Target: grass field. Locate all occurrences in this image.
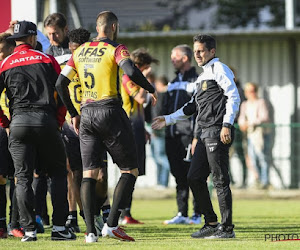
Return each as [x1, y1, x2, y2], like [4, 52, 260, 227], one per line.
[2, 197, 300, 249]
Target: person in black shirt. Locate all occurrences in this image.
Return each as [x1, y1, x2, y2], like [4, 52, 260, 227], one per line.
[0, 21, 76, 242]
[152, 34, 240, 239]
[162, 44, 201, 225]
[44, 13, 70, 56]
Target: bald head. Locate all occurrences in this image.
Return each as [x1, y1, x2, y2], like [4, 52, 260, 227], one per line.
[96, 11, 119, 40]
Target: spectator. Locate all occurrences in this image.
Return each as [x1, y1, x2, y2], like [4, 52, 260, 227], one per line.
[238, 82, 271, 189]
[151, 76, 170, 188]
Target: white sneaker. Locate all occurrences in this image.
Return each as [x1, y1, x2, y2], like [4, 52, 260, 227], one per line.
[189, 214, 202, 224]
[163, 212, 189, 225]
[101, 223, 135, 241]
[85, 233, 98, 243]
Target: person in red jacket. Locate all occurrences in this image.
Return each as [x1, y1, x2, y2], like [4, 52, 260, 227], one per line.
[0, 21, 75, 242]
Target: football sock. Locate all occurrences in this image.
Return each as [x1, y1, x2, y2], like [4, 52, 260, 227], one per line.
[95, 196, 107, 216]
[69, 211, 77, 221]
[79, 210, 85, 220]
[107, 173, 136, 227]
[80, 178, 96, 234]
[102, 205, 111, 223]
[121, 194, 132, 218]
[0, 184, 6, 228]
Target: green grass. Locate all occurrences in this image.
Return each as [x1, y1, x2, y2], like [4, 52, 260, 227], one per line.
[2, 198, 300, 249]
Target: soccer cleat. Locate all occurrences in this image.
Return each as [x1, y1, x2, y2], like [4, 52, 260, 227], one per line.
[36, 215, 45, 233]
[191, 223, 220, 238]
[121, 216, 144, 225]
[51, 227, 76, 241]
[189, 214, 202, 225]
[85, 233, 98, 243]
[102, 223, 135, 241]
[65, 215, 80, 233]
[0, 228, 8, 238]
[205, 225, 235, 239]
[163, 212, 189, 225]
[21, 235, 37, 242]
[94, 215, 104, 236]
[9, 228, 25, 237]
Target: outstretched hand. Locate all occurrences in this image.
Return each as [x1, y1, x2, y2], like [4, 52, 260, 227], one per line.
[151, 116, 166, 130]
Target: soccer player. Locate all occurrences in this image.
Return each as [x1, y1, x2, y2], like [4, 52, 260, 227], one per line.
[0, 21, 76, 242]
[60, 27, 109, 234]
[0, 32, 15, 239]
[152, 34, 240, 239]
[120, 48, 158, 224]
[56, 11, 157, 243]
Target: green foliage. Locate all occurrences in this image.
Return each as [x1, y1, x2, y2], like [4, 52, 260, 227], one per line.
[217, 0, 285, 28]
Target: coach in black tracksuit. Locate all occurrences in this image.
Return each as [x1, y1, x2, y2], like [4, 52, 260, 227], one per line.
[0, 21, 75, 241]
[152, 35, 240, 238]
[162, 44, 201, 223]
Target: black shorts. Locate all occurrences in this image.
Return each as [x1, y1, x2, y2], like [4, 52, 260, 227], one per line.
[61, 122, 82, 172]
[79, 101, 138, 172]
[0, 127, 14, 177]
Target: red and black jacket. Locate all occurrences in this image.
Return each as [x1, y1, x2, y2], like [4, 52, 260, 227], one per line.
[0, 44, 66, 128]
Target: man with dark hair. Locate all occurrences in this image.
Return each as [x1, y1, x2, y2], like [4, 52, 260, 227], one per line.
[56, 11, 157, 243]
[162, 44, 201, 225]
[0, 21, 76, 242]
[152, 34, 240, 239]
[58, 27, 90, 234]
[120, 47, 158, 224]
[44, 13, 70, 56]
[0, 32, 16, 239]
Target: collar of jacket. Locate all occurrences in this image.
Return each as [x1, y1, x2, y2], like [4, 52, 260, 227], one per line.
[175, 66, 197, 81]
[14, 43, 34, 52]
[202, 57, 219, 70]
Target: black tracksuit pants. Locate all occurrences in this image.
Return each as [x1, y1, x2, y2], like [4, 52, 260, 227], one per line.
[9, 125, 68, 232]
[187, 130, 233, 227]
[166, 135, 201, 217]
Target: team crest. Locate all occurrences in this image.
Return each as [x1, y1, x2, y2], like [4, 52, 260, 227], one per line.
[121, 49, 130, 58]
[202, 81, 207, 91]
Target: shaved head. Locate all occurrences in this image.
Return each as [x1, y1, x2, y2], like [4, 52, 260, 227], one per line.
[96, 11, 118, 34]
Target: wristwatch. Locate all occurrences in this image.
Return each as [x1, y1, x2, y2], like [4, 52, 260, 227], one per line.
[222, 123, 232, 128]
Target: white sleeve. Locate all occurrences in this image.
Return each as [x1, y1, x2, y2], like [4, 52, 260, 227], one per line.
[61, 65, 77, 81]
[215, 65, 241, 124]
[164, 108, 191, 126]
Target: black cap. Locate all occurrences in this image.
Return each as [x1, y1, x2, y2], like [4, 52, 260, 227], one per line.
[8, 21, 37, 39]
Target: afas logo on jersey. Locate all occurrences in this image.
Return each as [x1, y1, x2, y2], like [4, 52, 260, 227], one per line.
[120, 49, 130, 58]
[78, 47, 107, 57]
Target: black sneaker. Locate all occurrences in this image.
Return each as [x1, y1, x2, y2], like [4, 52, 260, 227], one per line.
[191, 223, 220, 238]
[51, 227, 76, 241]
[21, 235, 37, 242]
[65, 215, 80, 233]
[205, 225, 235, 239]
